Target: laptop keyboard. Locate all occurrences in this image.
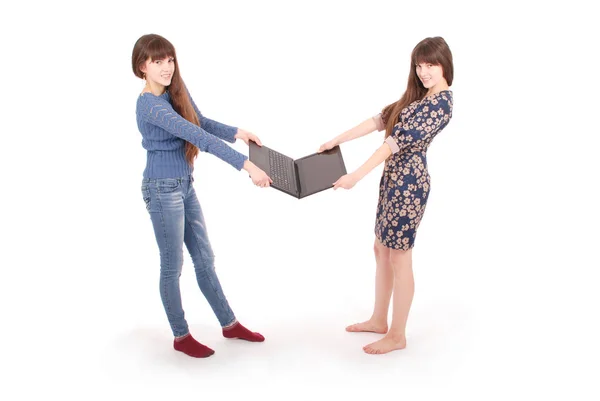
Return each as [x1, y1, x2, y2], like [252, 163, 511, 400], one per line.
[269, 150, 295, 192]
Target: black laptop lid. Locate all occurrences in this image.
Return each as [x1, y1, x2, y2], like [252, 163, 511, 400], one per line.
[295, 146, 347, 198]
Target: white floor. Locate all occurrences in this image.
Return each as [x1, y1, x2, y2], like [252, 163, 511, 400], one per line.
[6, 220, 598, 400]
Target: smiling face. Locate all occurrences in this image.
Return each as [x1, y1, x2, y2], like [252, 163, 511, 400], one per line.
[416, 62, 445, 90]
[409, 37, 453, 95]
[141, 56, 175, 91]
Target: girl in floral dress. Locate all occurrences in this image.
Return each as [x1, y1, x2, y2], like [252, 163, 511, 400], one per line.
[318, 37, 454, 354]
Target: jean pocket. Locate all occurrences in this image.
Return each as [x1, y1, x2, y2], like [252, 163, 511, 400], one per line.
[143, 196, 151, 211]
[141, 186, 151, 211]
[157, 179, 180, 193]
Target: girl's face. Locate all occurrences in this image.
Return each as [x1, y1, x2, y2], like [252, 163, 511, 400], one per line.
[416, 62, 444, 90]
[141, 56, 175, 88]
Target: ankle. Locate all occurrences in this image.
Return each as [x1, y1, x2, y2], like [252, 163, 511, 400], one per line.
[370, 316, 388, 326]
[174, 333, 190, 342]
[222, 320, 239, 330]
[385, 331, 406, 341]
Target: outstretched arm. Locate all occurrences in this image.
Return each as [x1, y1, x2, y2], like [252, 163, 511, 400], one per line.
[187, 90, 238, 143]
[333, 142, 392, 190]
[318, 115, 382, 152]
[138, 94, 247, 170]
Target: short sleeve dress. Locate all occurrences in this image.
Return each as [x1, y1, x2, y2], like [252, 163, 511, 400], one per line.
[374, 90, 453, 250]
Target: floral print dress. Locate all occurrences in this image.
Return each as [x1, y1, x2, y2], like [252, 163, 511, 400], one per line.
[374, 90, 453, 250]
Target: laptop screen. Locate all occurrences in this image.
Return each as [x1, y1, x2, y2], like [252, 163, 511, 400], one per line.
[295, 148, 347, 198]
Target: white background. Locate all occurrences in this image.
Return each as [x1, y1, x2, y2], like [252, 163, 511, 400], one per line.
[2, 0, 599, 399]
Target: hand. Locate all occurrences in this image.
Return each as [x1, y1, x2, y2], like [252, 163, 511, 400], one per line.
[235, 129, 263, 146]
[333, 173, 360, 190]
[318, 138, 339, 153]
[243, 160, 273, 188]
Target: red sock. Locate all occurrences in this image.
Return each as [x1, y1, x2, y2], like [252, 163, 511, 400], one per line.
[223, 322, 265, 342]
[173, 334, 215, 358]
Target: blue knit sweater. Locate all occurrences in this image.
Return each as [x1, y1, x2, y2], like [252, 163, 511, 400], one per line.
[136, 91, 248, 178]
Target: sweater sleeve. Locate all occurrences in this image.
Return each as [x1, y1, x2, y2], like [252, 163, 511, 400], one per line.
[187, 89, 238, 143]
[385, 96, 452, 154]
[138, 94, 247, 170]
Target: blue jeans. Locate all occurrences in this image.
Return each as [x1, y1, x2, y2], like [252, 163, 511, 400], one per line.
[141, 176, 236, 337]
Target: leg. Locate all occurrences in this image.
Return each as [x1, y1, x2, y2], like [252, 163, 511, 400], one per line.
[144, 179, 214, 358]
[363, 248, 413, 354]
[346, 238, 392, 333]
[183, 184, 237, 327]
[144, 180, 189, 338]
[184, 184, 265, 342]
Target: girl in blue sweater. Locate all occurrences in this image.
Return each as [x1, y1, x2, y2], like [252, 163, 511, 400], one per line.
[132, 34, 271, 358]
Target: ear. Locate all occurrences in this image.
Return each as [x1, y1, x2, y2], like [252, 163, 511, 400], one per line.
[139, 59, 150, 74]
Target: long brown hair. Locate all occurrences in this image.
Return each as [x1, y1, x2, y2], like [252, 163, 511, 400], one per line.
[381, 37, 454, 138]
[132, 34, 199, 165]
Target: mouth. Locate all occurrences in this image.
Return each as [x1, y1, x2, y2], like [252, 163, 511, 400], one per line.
[162, 74, 172, 80]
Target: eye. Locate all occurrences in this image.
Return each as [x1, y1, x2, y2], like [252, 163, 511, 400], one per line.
[155, 60, 161, 64]
[427, 64, 433, 68]
[168, 58, 175, 63]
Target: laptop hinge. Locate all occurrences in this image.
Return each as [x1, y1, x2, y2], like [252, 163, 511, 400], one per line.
[294, 161, 301, 198]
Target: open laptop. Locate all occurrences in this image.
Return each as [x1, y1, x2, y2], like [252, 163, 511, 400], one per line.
[249, 141, 347, 199]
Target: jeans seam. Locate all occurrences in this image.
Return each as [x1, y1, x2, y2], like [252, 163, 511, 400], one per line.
[156, 189, 175, 328]
[185, 209, 233, 326]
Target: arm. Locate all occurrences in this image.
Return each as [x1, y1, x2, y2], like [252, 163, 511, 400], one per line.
[334, 96, 452, 190]
[187, 90, 238, 143]
[333, 143, 391, 190]
[335, 115, 381, 145]
[138, 94, 247, 170]
[320, 116, 380, 152]
[354, 143, 392, 180]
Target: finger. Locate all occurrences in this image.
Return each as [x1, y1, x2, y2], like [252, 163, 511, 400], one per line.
[255, 137, 263, 146]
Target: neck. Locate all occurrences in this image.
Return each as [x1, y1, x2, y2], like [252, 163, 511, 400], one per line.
[426, 81, 449, 97]
[145, 81, 166, 96]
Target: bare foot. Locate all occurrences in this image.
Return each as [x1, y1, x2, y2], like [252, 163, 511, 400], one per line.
[363, 335, 406, 354]
[345, 320, 388, 334]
